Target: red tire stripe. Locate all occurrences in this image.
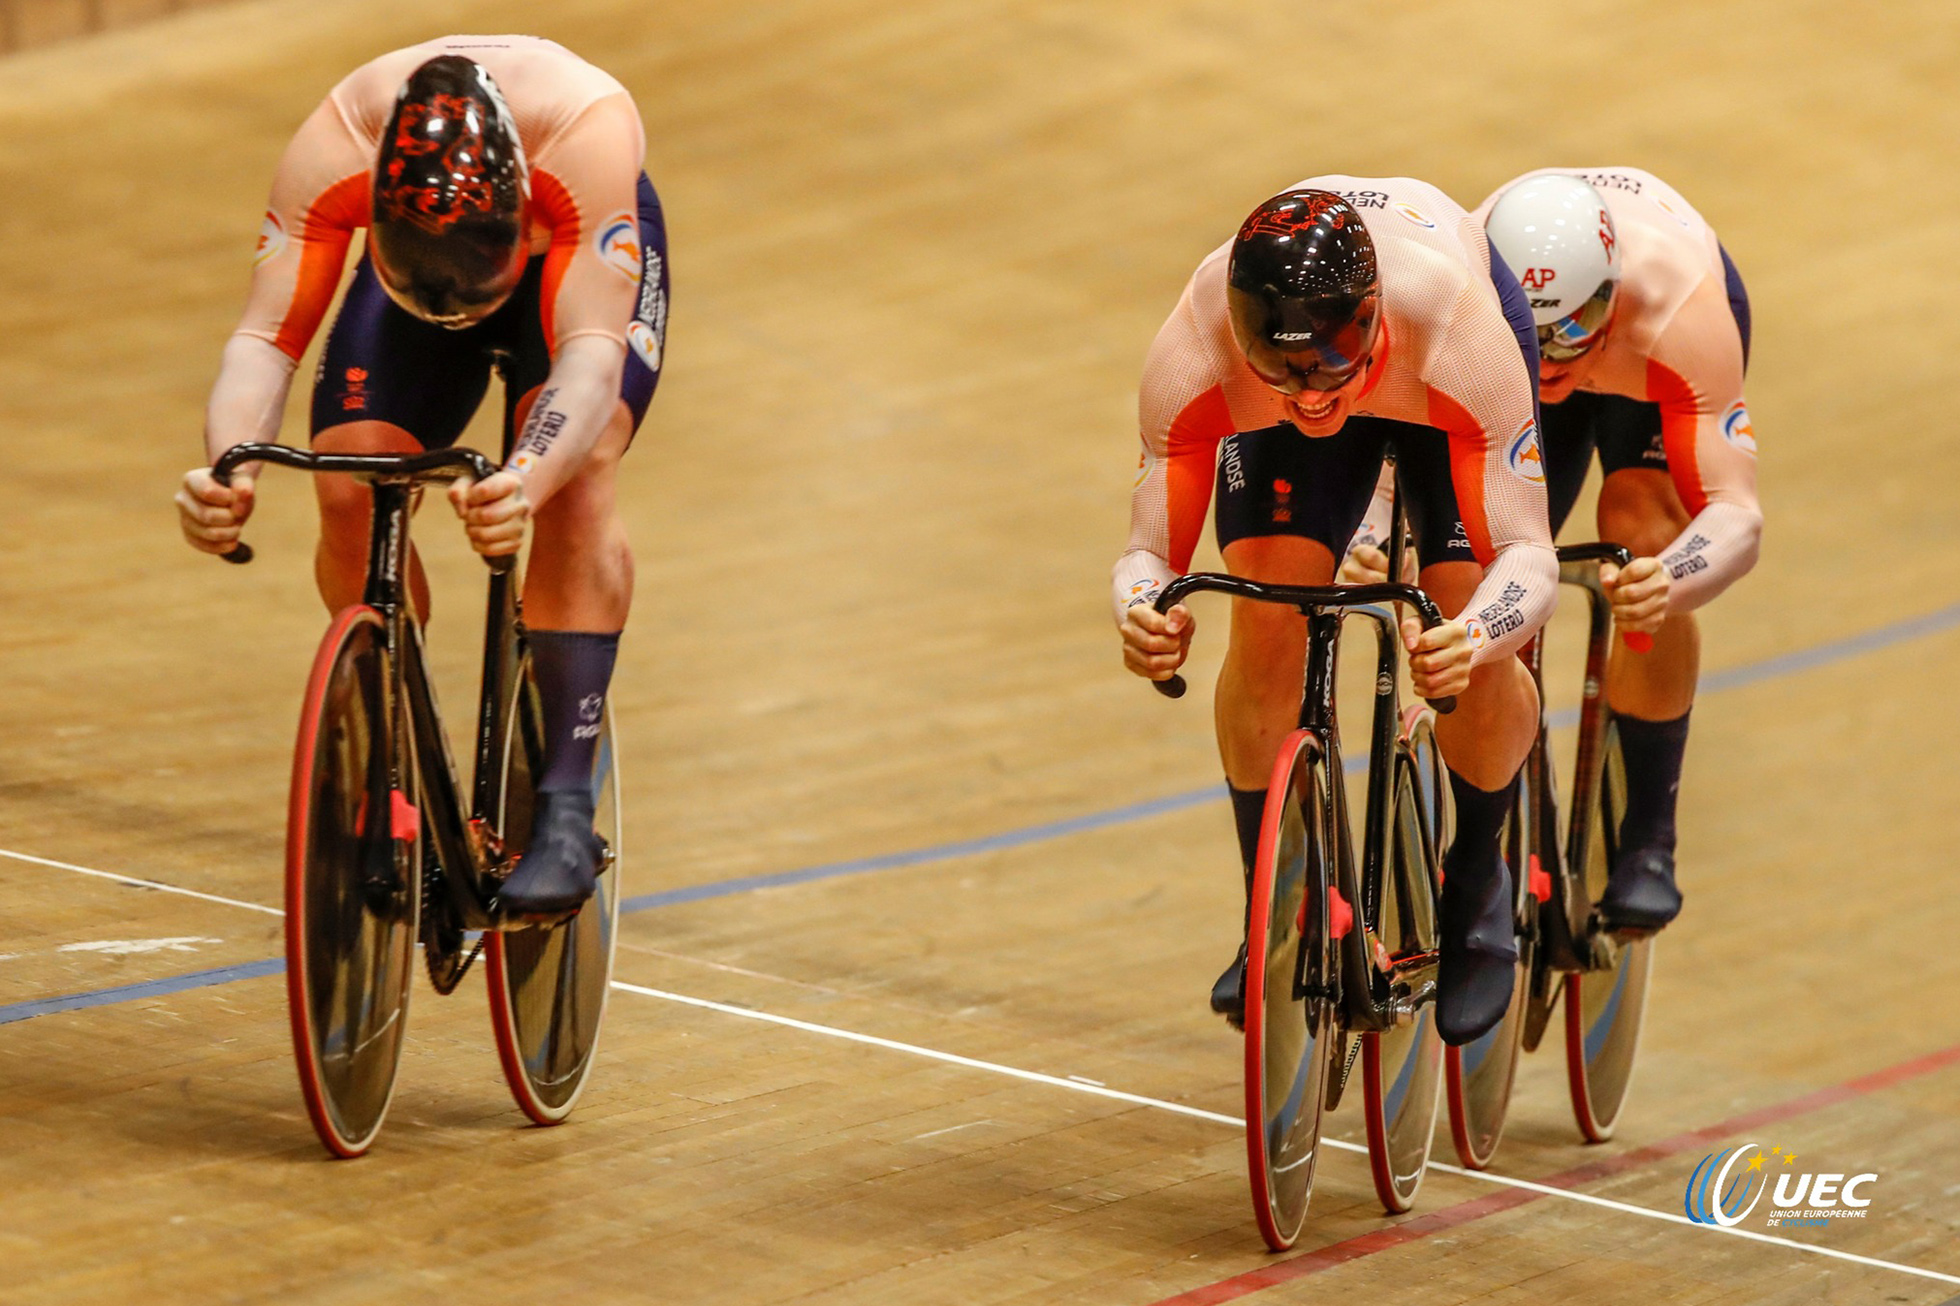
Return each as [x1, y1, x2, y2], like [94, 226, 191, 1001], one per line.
[285, 605, 384, 1159]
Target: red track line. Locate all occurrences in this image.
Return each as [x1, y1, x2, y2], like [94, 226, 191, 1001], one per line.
[1147, 1040, 1960, 1306]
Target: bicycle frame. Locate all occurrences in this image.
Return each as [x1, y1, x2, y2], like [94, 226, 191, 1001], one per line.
[214, 443, 526, 931]
[1153, 457, 1451, 1034]
[1525, 542, 1631, 974]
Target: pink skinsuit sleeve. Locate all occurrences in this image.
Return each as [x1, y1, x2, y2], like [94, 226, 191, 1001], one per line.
[1112, 286, 1233, 622]
[1423, 287, 1559, 667]
[1643, 281, 1763, 612]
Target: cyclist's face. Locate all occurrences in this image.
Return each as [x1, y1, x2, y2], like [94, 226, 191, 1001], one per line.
[1279, 361, 1370, 436]
[1538, 342, 1605, 403]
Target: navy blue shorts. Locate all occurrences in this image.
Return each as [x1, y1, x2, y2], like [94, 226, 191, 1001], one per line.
[1540, 242, 1750, 534]
[1214, 247, 1541, 568]
[311, 173, 669, 451]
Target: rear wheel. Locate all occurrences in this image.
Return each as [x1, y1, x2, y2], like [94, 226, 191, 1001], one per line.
[1243, 729, 1338, 1252]
[1445, 767, 1533, 1170]
[1565, 719, 1653, 1141]
[484, 657, 623, 1124]
[1361, 732, 1444, 1212]
[285, 607, 419, 1158]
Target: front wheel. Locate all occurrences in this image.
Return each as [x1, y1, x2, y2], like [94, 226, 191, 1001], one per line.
[1361, 725, 1445, 1212]
[285, 606, 419, 1158]
[484, 658, 623, 1125]
[1565, 719, 1653, 1142]
[1243, 729, 1339, 1252]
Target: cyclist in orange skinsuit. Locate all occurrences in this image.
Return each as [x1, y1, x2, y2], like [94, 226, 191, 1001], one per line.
[1347, 167, 1760, 932]
[175, 36, 669, 916]
[1115, 178, 1557, 1045]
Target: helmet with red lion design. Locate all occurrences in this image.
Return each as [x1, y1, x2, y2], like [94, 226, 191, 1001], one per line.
[1227, 189, 1382, 394]
[369, 56, 531, 328]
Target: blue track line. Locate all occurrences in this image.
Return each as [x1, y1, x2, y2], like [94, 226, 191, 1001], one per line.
[0, 959, 284, 1026]
[3, 599, 1957, 1027]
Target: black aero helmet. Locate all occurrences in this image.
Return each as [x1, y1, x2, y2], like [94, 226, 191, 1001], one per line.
[1227, 189, 1381, 392]
[370, 56, 530, 328]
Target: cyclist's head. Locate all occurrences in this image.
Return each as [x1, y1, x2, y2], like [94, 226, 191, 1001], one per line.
[1227, 189, 1381, 395]
[1484, 174, 1621, 367]
[369, 56, 530, 329]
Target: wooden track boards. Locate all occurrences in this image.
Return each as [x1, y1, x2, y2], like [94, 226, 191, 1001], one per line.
[1, 1, 1957, 1302]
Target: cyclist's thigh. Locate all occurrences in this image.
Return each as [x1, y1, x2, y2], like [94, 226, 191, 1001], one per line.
[312, 255, 495, 451]
[500, 172, 671, 454]
[1214, 419, 1393, 566]
[1388, 422, 1480, 575]
[1591, 394, 1669, 483]
[1539, 391, 1603, 538]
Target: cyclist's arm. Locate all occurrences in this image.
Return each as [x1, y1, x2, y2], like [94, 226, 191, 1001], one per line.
[503, 335, 628, 505]
[506, 95, 644, 506]
[1425, 291, 1559, 665]
[206, 96, 368, 460]
[1112, 300, 1233, 624]
[1645, 288, 1762, 613]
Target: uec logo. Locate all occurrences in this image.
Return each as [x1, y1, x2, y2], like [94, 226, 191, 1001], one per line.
[1684, 1143, 1876, 1226]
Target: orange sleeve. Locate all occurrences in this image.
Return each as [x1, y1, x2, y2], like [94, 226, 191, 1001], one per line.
[233, 95, 373, 361]
[528, 93, 646, 354]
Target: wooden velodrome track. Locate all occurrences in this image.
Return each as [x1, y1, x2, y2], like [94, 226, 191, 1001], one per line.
[2, 1, 1957, 1302]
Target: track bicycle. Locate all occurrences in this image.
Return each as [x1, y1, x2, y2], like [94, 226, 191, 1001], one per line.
[1149, 468, 1458, 1250]
[1442, 541, 1655, 1165]
[212, 441, 622, 1158]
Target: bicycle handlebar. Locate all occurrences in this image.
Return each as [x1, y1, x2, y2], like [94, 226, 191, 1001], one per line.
[1555, 542, 1652, 653]
[1146, 572, 1456, 714]
[208, 443, 513, 573]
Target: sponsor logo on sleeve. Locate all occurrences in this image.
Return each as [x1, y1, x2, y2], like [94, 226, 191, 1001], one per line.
[1506, 419, 1546, 485]
[1463, 616, 1489, 650]
[254, 211, 287, 267]
[1391, 200, 1436, 229]
[596, 213, 642, 281]
[627, 322, 663, 371]
[1124, 578, 1162, 609]
[1720, 401, 1757, 454]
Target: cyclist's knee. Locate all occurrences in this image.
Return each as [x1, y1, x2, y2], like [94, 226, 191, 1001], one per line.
[313, 476, 370, 555]
[1598, 470, 1687, 557]
[1416, 560, 1482, 620]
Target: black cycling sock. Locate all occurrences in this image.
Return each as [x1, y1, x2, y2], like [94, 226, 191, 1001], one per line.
[1443, 768, 1513, 883]
[1228, 783, 1266, 889]
[529, 630, 621, 794]
[1614, 710, 1691, 855]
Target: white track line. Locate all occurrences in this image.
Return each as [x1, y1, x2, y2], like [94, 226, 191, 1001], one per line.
[0, 847, 283, 917]
[14, 847, 1953, 1286]
[611, 980, 1960, 1288]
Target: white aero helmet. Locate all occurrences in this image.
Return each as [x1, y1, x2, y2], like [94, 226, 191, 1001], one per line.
[1485, 174, 1621, 362]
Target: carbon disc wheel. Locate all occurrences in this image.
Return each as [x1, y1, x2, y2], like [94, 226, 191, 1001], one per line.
[484, 657, 622, 1125]
[1565, 719, 1654, 1141]
[1445, 769, 1533, 1170]
[285, 606, 419, 1158]
[1361, 738, 1444, 1212]
[1243, 729, 1338, 1252]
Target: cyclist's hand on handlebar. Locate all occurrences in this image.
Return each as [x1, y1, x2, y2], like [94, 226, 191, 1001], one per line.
[1121, 602, 1193, 682]
[1337, 541, 1418, 587]
[1400, 614, 1474, 701]
[1599, 556, 1670, 635]
[448, 470, 530, 557]
[175, 467, 255, 555]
